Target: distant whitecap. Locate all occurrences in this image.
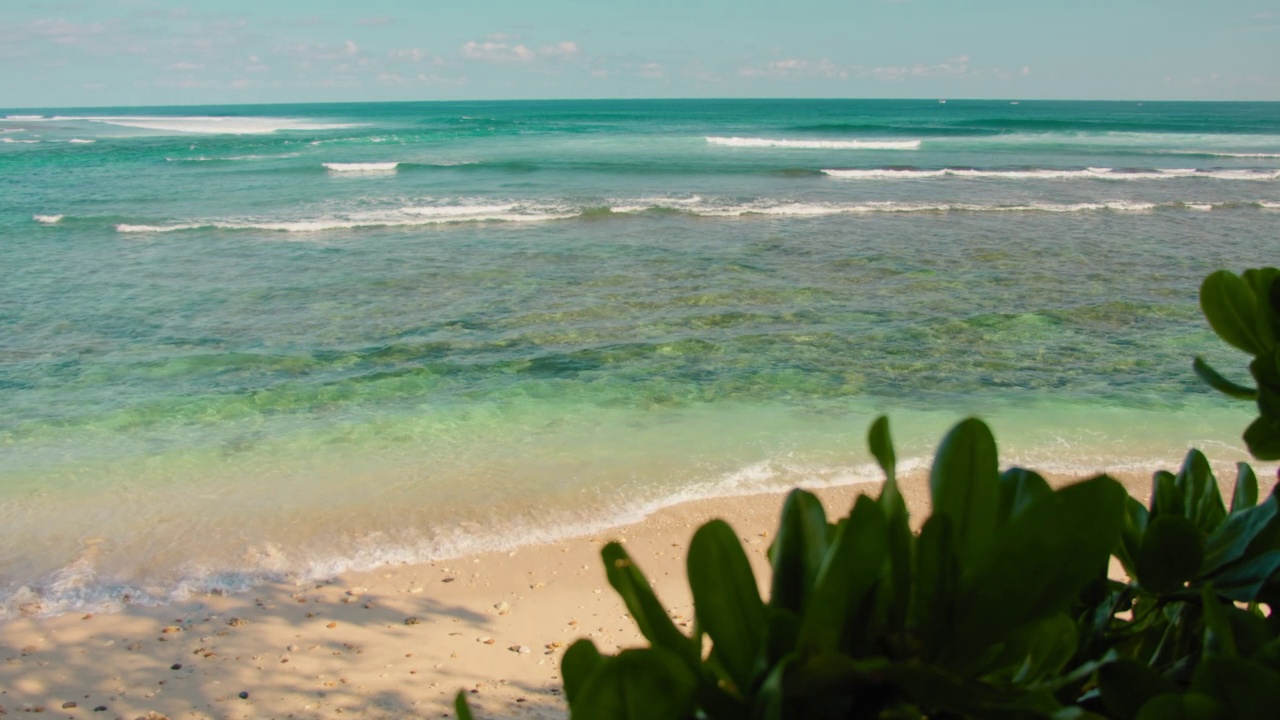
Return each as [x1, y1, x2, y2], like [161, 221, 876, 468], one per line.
[706, 136, 921, 150]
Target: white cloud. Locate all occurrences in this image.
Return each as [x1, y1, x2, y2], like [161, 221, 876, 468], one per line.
[638, 62, 664, 79]
[388, 48, 431, 63]
[170, 61, 203, 71]
[462, 39, 536, 63]
[358, 16, 393, 26]
[858, 55, 970, 81]
[740, 57, 847, 80]
[541, 41, 579, 58]
[461, 37, 580, 64]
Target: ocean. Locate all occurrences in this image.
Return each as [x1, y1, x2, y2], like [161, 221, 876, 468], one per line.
[1, 98, 1277, 617]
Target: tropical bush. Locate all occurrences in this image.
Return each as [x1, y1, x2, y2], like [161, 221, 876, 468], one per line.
[457, 268, 1280, 719]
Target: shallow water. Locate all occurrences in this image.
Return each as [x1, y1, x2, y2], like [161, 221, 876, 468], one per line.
[1, 99, 1278, 616]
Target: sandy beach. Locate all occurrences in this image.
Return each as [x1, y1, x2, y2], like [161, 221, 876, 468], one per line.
[3, 467, 1249, 720]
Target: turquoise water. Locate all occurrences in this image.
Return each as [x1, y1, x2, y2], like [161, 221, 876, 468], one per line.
[1, 99, 1278, 616]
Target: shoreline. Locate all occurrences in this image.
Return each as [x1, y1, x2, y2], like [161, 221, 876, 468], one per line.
[0, 467, 1268, 719]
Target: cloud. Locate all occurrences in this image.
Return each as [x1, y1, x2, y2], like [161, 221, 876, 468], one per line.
[462, 39, 536, 63]
[740, 57, 847, 80]
[638, 62, 664, 79]
[460, 37, 580, 63]
[170, 61, 203, 71]
[858, 55, 970, 81]
[358, 16, 393, 26]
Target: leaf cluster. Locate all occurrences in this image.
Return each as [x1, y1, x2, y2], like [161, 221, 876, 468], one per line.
[548, 421, 1280, 719]
[1195, 268, 1280, 459]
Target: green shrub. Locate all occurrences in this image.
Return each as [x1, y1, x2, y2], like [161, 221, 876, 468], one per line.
[456, 268, 1280, 718]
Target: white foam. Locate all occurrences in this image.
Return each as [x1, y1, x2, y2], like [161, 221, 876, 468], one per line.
[116, 203, 580, 234]
[707, 136, 921, 150]
[1185, 203, 1214, 211]
[4, 115, 44, 121]
[1261, 202, 1280, 209]
[823, 167, 1280, 181]
[690, 200, 1165, 217]
[33, 214, 63, 225]
[1, 138, 39, 144]
[54, 116, 359, 135]
[68, 138, 95, 144]
[1169, 150, 1280, 159]
[324, 162, 399, 173]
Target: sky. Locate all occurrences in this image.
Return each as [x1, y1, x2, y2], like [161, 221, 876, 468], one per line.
[2, 1, 1278, 108]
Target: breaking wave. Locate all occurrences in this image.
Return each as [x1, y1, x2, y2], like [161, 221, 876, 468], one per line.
[707, 136, 922, 150]
[822, 167, 1280, 181]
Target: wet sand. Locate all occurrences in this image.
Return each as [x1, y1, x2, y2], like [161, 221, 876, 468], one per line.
[0, 468, 1256, 719]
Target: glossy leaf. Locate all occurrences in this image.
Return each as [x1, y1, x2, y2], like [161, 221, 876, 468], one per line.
[1232, 462, 1259, 512]
[799, 495, 888, 655]
[1150, 471, 1183, 519]
[911, 514, 958, 655]
[562, 639, 605, 706]
[1193, 357, 1257, 399]
[571, 648, 698, 720]
[1207, 548, 1280, 602]
[1243, 415, 1280, 461]
[1200, 270, 1272, 356]
[1201, 491, 1277, 575]
[868, 415, 897, 482]
[998, 467, 1052, 526]
[601, 542, 696, 665]
[1115, 496, 1150, 578]
[769, 489, 828, 615]
[929, 418, 1000, 569]
[955, 476, 1126, 660]
[1174, 450, 1227, 533]
[1137, 515, 1203, 594]
[1011, 613, 1078, 685]
[688, 519, 765, 691]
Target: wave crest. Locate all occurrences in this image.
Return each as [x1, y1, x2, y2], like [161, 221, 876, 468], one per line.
[707, 136, 921, 150]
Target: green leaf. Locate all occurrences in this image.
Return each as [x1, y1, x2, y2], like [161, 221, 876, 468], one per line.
[455, 691, 476, 720]
[1116, 496, 1150, 579]
[1175, 450, 1227, 533]
[911, 514, 959, 655]
[601, 543, 696, 665]
[1193, 357, 1258, 400]
[1137, 515, 1204, 594]
[1243, 415, 1280, 461]
[1208, 549, 1280, 602]
[570, 648, 699, 720]
[799, 495, 888, 655]
[1011, 613, 1078, 685]
[1134, 693, 1227, 720]
[1191, 655, 1280, 720]
[1098, 659, 1179, 720]
[562, 639, 605, 707]
[997, 467, 1052, 526]
[954, 476, 1126, 663]
[929, 418, 1001, 570]
[1151, 471, 1184, 519]
[868, 415, 897, 482]
[1201, 585, 1237, 658]
[687, 520, 766, 692]
[769, 489, 829, 615]
[1202, 491, 1278, 575]
[1232, 463, 1259, 512]
[1200, 269, 1273, 356]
